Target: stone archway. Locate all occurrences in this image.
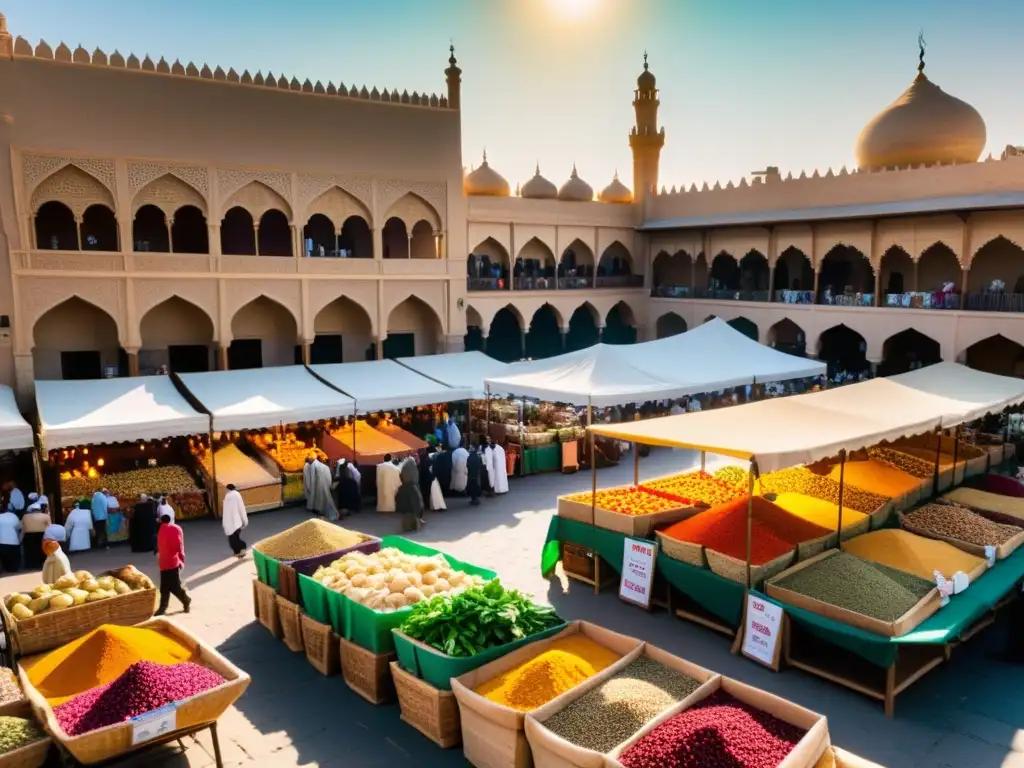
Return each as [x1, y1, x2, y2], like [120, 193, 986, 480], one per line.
[229, 296, 298, 369]
[727, 316, 759, 342]
[515, 238, 557, 288]
[879, 328, 941, 377]
[526, 304, 563, 360]
[220, 207, 256, 255]
[604, 302, 637, 345]
[968, 237, 1024, 297]
[340, 216, 373, 258]
[559, 239, 595, 288]
[818, 245, 874, 304]
[656, 312, 687, 339]
[817, 324, 868, 377]
[258, 210, 292, 257]
[313, 296, 374, 363]
[468, 237, 511, 290]
[384, 296, 442, 358]
[917, 243, 961, 299]
[139, 296, 215, 373]
[410, 220, 437, 260]
[773, 247, 813, 293]
[463, 306, 485, 353]
[566, 303, 600, 352]
[652, 251, 690, 289]
[488, 306, 525, 363]
[965, 335, 1024, 377]
[709, 252, 739, 291]
[133, 204, 169, 252]
[598, 241, 632, 278]
[34, 201, 79, 250]
[880, 246, 913, 296]
[303, 213, 335, 257]
[738, 250, 769, 293]
[171, 205, 209, 254]
[80, 205, 118, 251]
[33, 297, 122, 380]
[767, 318, 806, 356]
[382, 217, 408, 259]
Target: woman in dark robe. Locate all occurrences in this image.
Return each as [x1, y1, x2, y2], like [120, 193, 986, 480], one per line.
[128, 494, 157, 553]
[466, 446, 483, 507]
[418, 450, 434, 510]
[335, 459, 361, 517]
[396, 459, 424, 533]
[433, 446, 452, 495]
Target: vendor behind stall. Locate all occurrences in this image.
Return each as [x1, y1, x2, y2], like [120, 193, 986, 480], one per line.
[21, 503, 50, 570]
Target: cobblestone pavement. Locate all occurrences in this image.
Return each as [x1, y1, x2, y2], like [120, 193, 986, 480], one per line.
[3, 448, 1023, 767]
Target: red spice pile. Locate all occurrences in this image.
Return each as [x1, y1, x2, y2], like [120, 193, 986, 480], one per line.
[619, 690, 807, 768]
[660, 496, 828, 565]
[54, 661, 225, 736]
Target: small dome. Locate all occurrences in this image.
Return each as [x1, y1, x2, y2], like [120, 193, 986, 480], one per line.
[598, 173, 633, 204]
[855, 71, 986, 170]
[521, 164, 557, 199]
[557, 164, 594, 202]
[637, 53, 655, 91]
[463, 151, 510, 196]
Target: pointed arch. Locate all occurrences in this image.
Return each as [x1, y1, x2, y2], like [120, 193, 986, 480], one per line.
[767, 319, 805, 355]
[917, 242, 961, 296]
[879, 328, 941, 376]
[774, 247, 813, 292]
[33, 296, 123, 380]
[305, 185, 373, 230]
[965, 335, 1024, 377]
[30, 164, 116, 217]
[726, 316, 759, 342]
[132, 172, 207, 217]
[709, 251, 739, 291]
[382, 217, 408, 259]
[312, 295, 374, 363]
[967, 236, 1024, 294]
[818, 244, 874, 303]
[385, 295, 443, 357]
[132, 204, 169, 253]
[880, 245, 913, 295]
[566, 302, 600, 352]
[487, 306, 525, 362]
[34, 201, 79, 250]
[604, 301, 637, 345]
[598, 241, 633, 275]
[341, 215, 373, 258]
[655, 312, 687, 339]
[816, 323, 868, 377]
[383, 192, 440, 231]
[139, 296, 216, 373]
[526, 303, 563, 359]
[229, 295, 299, 369]
[258, 209, 292, 256]
[738, 249, 769, 292]
[560, 238, 595, 270]
[220, 207, 256, 255]
[470, 237, 511, 270]
[410, 220, 437, 260]
[223, 180, 292, 220]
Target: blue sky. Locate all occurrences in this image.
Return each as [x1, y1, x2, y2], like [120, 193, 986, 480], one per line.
[5, 0, 1021, 192]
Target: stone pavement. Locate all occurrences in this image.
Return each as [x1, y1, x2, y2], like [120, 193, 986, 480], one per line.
[3, 448, 1024, 767]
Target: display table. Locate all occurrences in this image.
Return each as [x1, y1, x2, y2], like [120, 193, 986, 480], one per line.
[522, 443, 560, 475]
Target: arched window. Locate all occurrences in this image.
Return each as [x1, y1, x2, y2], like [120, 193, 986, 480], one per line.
[34, 202, 78, 250]
[303, 214, 335, 257]
[171, 205, 209, 254]
[340, 216, 373, 258]
[221, 207, 255, 255]
[133, 204, 169, 252]
[383, 218, 408, 259]
[80, 205, 118, 251]
[258, 210, 292, 256]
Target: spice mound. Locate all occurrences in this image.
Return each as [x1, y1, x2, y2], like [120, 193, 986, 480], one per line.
[772, 493, 868, 533]
[0, 715, 45, 755]
[543, 657, 701, 753]
[773, 552, 933, 623]
[474, 635, 621, 711]
[25, 624, 194, 704]
[0, 670, 22, 706]
[54, 661, 225, 736]
[903, 504, 1022, 547]
[254, 519, 366, 560]
[618, 690, 807, 768]
[868, 447, 933, 479]
[843, 529, 985, 582]
[756, 467, 889, 514]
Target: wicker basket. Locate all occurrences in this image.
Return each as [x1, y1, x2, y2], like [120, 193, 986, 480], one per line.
[705, 548, 795, 587]
[340, 638, 395, 705]
[275, 595, 304, 653]
[300, 614, 339, 676]
[0, 701, 50, 768]
[1, 575, 158, 658]
[18, 617, 250, 766]
[656, 531, 705, 568]
[254, 580, 281, 638]
[391, 662, 461, 748]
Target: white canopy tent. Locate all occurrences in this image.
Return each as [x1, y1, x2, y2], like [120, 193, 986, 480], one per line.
[36, 377, 209, 450]
[0, 386, 33, 451]
[396, 352, 510, 400]
[886, 362, 1024, 424]
[309, 359, 470, 413]
[177, 367, 355, 432]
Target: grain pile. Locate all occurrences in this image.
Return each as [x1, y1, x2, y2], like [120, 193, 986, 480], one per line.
[869, 447, 933, 479]
[755, 468, 888, 514]
[944, 487, 1024, 523]
[773, 552, 933, 622]
[0, 716, 44, 755]
[543, 657, 702, 753]
[903, 504, 1022, 548]
[842, 529, 986, 581]
[829, 459, 923, 496]
[254, 519, 366, 560]
[772, 493, 869, 532]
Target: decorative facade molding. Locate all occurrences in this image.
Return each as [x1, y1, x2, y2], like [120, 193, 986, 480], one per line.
[128, 162, 210, 198]
[296, 173, 374, 220]
[377, 180, 447, 226]
[23, 154, 116, 199]
[217, 169, 292, 217]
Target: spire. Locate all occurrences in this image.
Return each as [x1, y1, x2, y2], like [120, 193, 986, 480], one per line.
[535, 161, 541, 176]
[643, 50, 648, 71]
[917, 30, 926, 75]
[482, 148, 488, 164]
[571, 162, 578, 178]
[445, 42, 462, 110]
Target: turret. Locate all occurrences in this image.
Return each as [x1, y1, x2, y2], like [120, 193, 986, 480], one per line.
[445, 44, 461, 111]
[628, 52, 664, 211]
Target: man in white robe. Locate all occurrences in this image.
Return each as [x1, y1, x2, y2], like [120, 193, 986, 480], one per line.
[302, 457, 316, 511]
[221, 484, 249, 558]
[376, 454, 401, 512]
[308, 458, 340, 521]
[450, 444, 469, 494]
[489, 437, 509, 494]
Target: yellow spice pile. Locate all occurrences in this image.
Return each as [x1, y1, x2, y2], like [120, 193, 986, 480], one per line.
[843, 529, 985, 581]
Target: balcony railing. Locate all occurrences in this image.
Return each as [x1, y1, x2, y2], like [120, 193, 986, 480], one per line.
[469, 274, 645, 292]
[962, 291, 1024, 312]
[512, 276, 555, 291]
[882, 292, 961, 310]
[467, 277, 506, 291]
[595, 275, 644, 289]
[819, 292, 875, 307]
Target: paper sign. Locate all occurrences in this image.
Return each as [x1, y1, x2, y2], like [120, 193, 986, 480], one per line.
[984, 545, 996, 567]
[741, 594, 783, 669]
[951, 571, 969, 595]
[934, 572, 952, 607]
[131, 704, 177, 745]
[619, 538, 657, 608]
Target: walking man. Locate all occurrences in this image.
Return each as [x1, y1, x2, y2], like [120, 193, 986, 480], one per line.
[155, 514, 191, 615]
[90, 488, 109, 549]
[222, 483, 248, 558]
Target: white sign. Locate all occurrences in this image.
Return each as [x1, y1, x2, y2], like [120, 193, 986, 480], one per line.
[742, 594, 784, 668]
[131, 704, 177, 745]
[984, 545, 997, 567]
[619, 538, 657, 608]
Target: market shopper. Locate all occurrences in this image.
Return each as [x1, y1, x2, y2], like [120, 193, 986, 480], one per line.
[222, 484, 249, 558]
[155, 514, 191, 615]
[65, 501, 93, 553]
[445, 416, 461, 452]
[451, 442, 469, 494]
[302, 456, 316, 513]
[43, 521, 66, 553]
[335, 459, 361, 517]
[21, 502, 50, 570]
[489, 437, 509, 495]
[90, 488, 109, 549]
[481, 441, 494, 497]
[396, 458, 424, 532]
[466, 444, 484, 507]
[0, 505, 22, 571]
[375, 454, 400, 512]
[433, 445, 452, 495]
[307, 457, 339, 521]
[128, 494, 157, 553]
[41, 538, 71, 584]
[418, 450, 435, 510]
[5, 482, 24, 515]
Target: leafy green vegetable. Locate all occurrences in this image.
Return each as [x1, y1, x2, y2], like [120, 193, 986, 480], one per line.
[399, 579, 561, 657]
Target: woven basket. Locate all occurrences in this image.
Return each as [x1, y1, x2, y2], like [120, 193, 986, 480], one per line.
[1, 575, 158, 657]
[275, 595, 304, 653]
[340, 638, 395, 705]
[17, 617, 250, 766]
[255, 580, 281, 638]
[656, 532, 705, 568]
[706, 548, 795, 587]
[0, 701, 49, 768]
[300, 614, 339, 676]
[391, 662, 461, 748]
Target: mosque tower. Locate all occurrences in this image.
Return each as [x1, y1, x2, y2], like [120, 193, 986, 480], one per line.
[629, 53, 665, 213]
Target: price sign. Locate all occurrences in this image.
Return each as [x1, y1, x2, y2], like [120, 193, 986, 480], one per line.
[619, 538, 657, 609]
[131, 704, 177, 746]
[741, 594, 784, 670]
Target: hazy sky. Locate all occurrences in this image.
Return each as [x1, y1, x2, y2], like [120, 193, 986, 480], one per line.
[5, 0, 1021, 192]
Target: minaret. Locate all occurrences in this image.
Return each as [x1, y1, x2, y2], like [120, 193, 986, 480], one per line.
[445, 44, 462, 110]
[0, 14, 12, 59]
[629, 52, 665, 210]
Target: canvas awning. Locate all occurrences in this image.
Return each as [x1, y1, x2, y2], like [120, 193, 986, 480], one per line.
[396, 351, 510, 400]
[36, 377, 210, 450]
[177, 367, 355, 432]
[885, 362, 1024, 424]
[309, 359, 469, 413]
[0, 386, 33, 451]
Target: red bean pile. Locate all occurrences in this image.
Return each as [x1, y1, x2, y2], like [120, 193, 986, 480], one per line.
[54, 661, 225, 736]
[618, 691, 806, 768]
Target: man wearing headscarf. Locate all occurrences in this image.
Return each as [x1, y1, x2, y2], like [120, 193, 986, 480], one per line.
[466, 445, 484, 507]
[396, 458, 424, 532]
[450, 442, 469, 494]
[308, 457, 339, 521]
[6, 482, 24, 516]
[376, 454, 401, 513]
[128, 494, 157, 553]
[302, 456, 316, 512]
[90, 488, 109, 549]
[433, 445, 452, 495]
[65, 501, 93, 553]
[335, 459, 361, 517]
[489, 436, 510, 495]
[445, 417, 461, 453]
[222, 483, 248, 558]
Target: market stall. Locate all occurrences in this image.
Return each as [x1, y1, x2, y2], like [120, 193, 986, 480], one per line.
[0, 383, 36, 509]
[36, 377, 212, 530]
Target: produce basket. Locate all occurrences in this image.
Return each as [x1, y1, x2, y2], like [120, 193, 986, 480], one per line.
[275, 595, 304, 653]
[765, 550, 942, 638]
[450, 622, 643, 768]
[655, 532, 706, 568]
[524, 644, 718, 768]
[254, 580, 281, 638]
[1, 574, 158, 658]
[604, 675, 830, 768]
[392, 621, 569, 691]
[17, 617, 250, 766]
[253, 533, 382, 592]
[899, 512, 1024, 561]
[300, 613, 339, 676]
[391, 661, 461, 749]
[340, 638, 395, 705]
[705, 547, 796, 588]
[0, 700, 50, 768]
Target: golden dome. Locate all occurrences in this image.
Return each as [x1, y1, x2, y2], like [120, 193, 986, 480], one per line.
[855, 65, 986, 170]
[521, 164, 557, 199]
[463, 151, 510, 196]
[598, 172, 633, 204]
[557, 164, 594, 202]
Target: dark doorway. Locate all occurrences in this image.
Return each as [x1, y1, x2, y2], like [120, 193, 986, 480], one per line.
[228, 339, 262, 370]
[383, 333, 415, 360]
[464, 327, 484, 353]
[311, 334, 343, 364]
[168, 344, 210, 373]
[60, 350, 102, 380]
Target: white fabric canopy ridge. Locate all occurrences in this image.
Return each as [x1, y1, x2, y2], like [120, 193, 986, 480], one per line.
[0, 385, 33, 451]
[309, 359, 470, 413]
[396, 351, 510, 400]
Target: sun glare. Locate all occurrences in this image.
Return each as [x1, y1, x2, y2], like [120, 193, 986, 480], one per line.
[550, 0, 600, 19]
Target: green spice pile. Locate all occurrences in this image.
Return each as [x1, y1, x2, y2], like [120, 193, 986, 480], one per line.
[0, 670, 22, 705]
[543, 657, 702, 753]
[0, 716, 44, 755]
[904, 504, 1022, 547]
[400, 579, 561, 657]
[773, 552, 933, 622]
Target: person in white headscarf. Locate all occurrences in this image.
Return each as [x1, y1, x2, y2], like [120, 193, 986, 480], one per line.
[450, 442, 469, 494]
[302, 457, 316, 511]
[445, 417, 461, 453]
[157, 496, 175, 524]
[221, 483, 248, 558]
[489, 436, 509, 495]
[308, 457, 339, 521]
[375, 454, 401, 512]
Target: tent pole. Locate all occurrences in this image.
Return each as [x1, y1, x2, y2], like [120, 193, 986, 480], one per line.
[700, 450, 706, 474]
[836, 450, 846, 552]
[745, 461, 757, 590]
[951, 424, 960, 470]
[588, 397, 596, 525]
[484, 385, 491, 446]
[209, 430, 220, 518]
[932, 425, 942, 496]
[633, 442, 639, 486]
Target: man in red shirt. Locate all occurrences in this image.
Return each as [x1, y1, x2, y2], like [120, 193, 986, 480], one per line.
[155, 513, 191, 615]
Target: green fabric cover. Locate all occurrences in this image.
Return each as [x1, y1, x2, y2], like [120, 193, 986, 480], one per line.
[253, 548, 279, 590]
[392, 622, 569, 691]
[523, 444, 560, 475]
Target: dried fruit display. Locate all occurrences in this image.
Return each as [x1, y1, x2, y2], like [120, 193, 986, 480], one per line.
[563, 486, 689, 516]
[248, 432, 326, 472]
[714, 466, 749, 486]
[255, 519, 367, 560]
[60, 466, 199, 500]
[645, 472, 746, 506]
[868, 447, 934, 479]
